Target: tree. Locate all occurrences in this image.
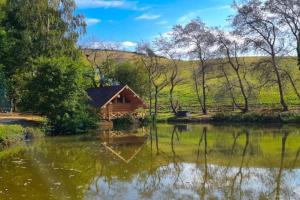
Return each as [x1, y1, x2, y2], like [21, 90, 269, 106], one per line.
[154, 34, 184, 115]
[20, 57, 98, 134]
[232, 0, 289, 111]
[84, 41, 120, 87]
[137, 42, 169, 117]
[216, 30, 253, 113]
[266, 0, 300, 69]
[173, 18, 215, 115]
[113, 62, 148, 97]
[0, 65, 9, 112]
[0, 0, 86, 111]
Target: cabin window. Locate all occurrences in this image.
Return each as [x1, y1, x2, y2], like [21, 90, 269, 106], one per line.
[116, 96, 123, 103]
[115, 96, 130, 104]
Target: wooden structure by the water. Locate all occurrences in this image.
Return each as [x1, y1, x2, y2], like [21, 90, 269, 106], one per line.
[101, 129, 148, 163]
[87, 85, 147, 121]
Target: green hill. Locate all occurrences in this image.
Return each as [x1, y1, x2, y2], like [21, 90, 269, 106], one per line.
[82, 49, 300, 113]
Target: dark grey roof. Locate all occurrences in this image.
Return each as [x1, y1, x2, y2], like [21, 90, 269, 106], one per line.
[87, 85, 125, 108]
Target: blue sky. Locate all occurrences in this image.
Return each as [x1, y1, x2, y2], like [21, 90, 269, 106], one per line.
[75, 0, 235, 50]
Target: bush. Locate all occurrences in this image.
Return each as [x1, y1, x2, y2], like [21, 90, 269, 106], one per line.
[0, 125, 24, 149]
[280, 111, 300, 123]
[212, 112, 281, 123]
[24, 127, 45, 139]
[20, 57, 99, 134]
[113, 115, 137, 129]
[0, 125, 45, 150]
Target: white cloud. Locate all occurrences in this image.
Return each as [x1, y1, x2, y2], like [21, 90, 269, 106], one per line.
[75, 0, 136, 9]
[135, 14, 161, 20]
[85, 18, 101, 26]
[121, 41, 137, 48]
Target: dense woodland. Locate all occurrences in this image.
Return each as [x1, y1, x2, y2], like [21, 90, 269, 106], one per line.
[1, 0, 300, 133]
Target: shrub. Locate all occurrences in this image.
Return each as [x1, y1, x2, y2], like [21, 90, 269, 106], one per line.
[0, 125, 24, 149]
[280, 112, 300, 123]
[20, 57, 98, 134]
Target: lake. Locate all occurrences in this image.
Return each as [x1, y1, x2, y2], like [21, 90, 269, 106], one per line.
[0, 123, 300, 200]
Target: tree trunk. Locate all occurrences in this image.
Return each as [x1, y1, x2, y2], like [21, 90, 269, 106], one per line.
[297, 43, 300, 68]
[154, 87, 159, 116]
[235, 70, 249, 113]
[148, 74, 152, 116]
[169, 82, 177, 114]
[272, 55, 288, 111]
[297, 33, 300, 69]
[201, 66, 207, 115]
[221, 67, 243, 111]
[193, 70, 204, 114]
[285, 70, 300, 100]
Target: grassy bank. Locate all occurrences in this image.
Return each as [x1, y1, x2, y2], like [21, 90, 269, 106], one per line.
[157, 111, 300, 124]
[0, 125, 44, 150]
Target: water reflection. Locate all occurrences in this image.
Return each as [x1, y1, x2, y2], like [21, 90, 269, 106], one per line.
[101, 129, 148, 163]
[0, 124, 300, 200]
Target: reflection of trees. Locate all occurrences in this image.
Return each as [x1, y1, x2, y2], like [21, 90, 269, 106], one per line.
[196, 127, 210, 199]
[170, 125, 183, 186]
[4, 124, 300, 200]
[291, 147, 300, 169]
[224, 130, 242, 176]
[275, 131, 288, 200]
[229, 130, 250, 199]
[150, 122, 159, 155]
[134, 123, 163, 198]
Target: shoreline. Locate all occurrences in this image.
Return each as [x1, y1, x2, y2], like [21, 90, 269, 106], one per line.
[0, 124, 44, 152]
[157, 111, 300, 124]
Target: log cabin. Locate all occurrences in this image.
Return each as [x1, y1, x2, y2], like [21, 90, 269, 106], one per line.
[87, 85, 147, 120]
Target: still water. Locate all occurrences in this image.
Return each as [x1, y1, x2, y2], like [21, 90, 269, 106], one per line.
[0, 124, 300, 200]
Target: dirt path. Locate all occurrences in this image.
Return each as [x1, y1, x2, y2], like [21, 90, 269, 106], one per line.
[0, 113, 44, 124]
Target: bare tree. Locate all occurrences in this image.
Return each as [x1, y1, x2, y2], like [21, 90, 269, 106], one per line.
[266, 0, 300, 69]
[154, 34, 184, 115]
[216, 30, 253, 112]
[281, 68, 300, 100]
[173, 18, 216, 115]
[152, 71, 169, 117]
[84, 41, 120, 87]
[137, 42, 169, 117]
[232, 0, 289, 111]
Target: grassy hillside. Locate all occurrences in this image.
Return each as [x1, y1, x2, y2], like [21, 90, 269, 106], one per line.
[83, 49, 300, 113]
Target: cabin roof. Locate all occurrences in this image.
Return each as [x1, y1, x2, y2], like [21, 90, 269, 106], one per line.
[87, 85, 145, 108]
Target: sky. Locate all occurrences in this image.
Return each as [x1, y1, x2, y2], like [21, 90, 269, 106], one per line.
[75, 0, 235, 50]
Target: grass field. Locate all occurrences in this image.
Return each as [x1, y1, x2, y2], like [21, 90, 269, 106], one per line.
[83, 50, 300, 114]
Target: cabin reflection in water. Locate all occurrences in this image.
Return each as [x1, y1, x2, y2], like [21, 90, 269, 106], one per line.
[101, 128, 148, 164]
[175, 124, 190, 132]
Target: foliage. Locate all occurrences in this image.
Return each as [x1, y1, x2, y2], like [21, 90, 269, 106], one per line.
[20, 57, 98, 134]
[0, 66, 9, 111]
[0, 125, 24, 149]
[0, 0, 85, 110]
[112, 115, 137, 130]
[113, 62, 148, 97]
[0, 124, 45, 150]
[212, 111, 300, 123]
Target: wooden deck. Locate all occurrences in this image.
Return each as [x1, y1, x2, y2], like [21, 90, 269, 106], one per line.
[100, 111, 145, 120]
